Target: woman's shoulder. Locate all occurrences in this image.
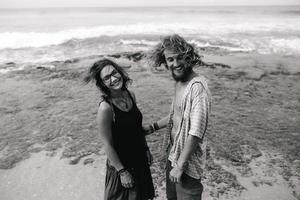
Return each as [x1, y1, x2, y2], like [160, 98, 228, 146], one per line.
[97, 100, 114, 124]
[98, 97, 112, 114]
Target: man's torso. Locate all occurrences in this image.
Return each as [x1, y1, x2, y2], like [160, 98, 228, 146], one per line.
[171, 80, 190, 142]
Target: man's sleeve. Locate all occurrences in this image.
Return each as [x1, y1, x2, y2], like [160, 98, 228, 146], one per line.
[188, 83, 209, 139]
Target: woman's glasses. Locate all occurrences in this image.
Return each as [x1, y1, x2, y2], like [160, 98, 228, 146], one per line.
[102, 70, 119, 83]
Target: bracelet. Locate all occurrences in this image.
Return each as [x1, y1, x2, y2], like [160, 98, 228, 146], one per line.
[148, 124, 154, 134]
[117, 168, 127, 176]
[153, 122, 160, 131]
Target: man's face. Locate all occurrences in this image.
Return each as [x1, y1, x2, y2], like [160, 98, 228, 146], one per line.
[163, 49, 191, 81]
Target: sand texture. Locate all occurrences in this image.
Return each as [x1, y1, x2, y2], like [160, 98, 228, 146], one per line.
[0, 51, 299, 200]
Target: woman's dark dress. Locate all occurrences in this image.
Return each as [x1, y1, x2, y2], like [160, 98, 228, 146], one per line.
[104, 92, 155, 200]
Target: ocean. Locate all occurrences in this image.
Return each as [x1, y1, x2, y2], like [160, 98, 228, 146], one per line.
[0, 6, 300, 64]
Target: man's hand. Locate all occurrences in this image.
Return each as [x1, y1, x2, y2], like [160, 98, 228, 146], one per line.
[169, 166, 184, 183]
[120, 170, 134, 188]
[145, 150, 153, 166]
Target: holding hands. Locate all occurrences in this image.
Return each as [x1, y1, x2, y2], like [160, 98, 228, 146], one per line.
[143, 122, 160, 135]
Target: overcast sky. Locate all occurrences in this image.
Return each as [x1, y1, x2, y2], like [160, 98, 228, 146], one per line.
[0, 0, 299, 8]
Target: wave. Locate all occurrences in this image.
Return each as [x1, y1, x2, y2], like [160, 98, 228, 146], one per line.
[117, 37, 300, 55]
[0, 28, 122, 49]
[119, 39, 158, 46]
[189, 40, 254, 53]
[265, 38, 300, 54]
[1, 19, 300, 50]
[1, 36, 300, 65]
[0, 23, 191, 49]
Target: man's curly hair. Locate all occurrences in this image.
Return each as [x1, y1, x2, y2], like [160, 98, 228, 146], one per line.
[150, 34, 202, 69]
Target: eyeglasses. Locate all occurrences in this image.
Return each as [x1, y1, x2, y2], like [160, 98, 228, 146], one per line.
[102, 69, 120, 83]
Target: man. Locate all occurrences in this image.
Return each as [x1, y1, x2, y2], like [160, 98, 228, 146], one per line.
[147, 34, 211, 200]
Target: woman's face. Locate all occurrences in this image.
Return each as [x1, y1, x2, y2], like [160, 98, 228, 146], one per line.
[100, 65, 123, 91]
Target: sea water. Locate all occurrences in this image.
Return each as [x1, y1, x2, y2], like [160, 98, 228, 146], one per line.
[0, 6, 299, 64]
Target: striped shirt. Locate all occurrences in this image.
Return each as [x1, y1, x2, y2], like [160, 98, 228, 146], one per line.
[165, 76, 211, 179]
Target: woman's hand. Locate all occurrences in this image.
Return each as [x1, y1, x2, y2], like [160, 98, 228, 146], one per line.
[143, 125, 154, 135]
[145, 150, 153, 166]
[120, 170, 134, 188]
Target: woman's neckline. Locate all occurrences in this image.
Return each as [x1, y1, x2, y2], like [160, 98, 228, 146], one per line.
[111, 90, 134, 112]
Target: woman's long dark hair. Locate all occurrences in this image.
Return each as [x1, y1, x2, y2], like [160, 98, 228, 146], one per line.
[84, 58, 132, 97]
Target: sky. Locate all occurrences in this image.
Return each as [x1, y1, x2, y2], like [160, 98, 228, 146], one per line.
[0, 0, 299, 8]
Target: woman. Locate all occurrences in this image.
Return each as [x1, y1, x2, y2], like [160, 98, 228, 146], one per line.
[85, 59, 155, 200]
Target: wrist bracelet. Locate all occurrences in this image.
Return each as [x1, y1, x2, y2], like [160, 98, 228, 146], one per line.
[153, 122, 160, 131]
[148, 125, 154, 133]
[117, 168, 127, 176]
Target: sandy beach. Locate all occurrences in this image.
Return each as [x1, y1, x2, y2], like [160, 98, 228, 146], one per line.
[0, 49, 299, 200]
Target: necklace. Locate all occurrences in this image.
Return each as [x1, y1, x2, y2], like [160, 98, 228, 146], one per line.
[116, 98, 129, 109]
[112, 92, 132, 111]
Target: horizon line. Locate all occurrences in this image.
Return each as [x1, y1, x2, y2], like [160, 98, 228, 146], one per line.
[1, 4, 300, 9]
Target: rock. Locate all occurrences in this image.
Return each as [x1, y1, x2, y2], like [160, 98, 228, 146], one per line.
[50, 61, 61, 65]
[108, 54, 121, 58]
[29, 147, 43, 153]
[220, 70, 246, 80]
[221, 67, 266, 81]
[252, 151, 263, 158]
[36, 66, 46, 70]
[46, 151, 57, 157]
[202, 61, 231, 69]
[125, 52, 145, 62]
[69, 156, 81, 165]
[5, 62, 15, 65]
[83, 158, 95, 165]
[252, 181, 260, 187]
[36, 65, 55, 70]
[0, 154, 23, 169]
[282, 65, 300, 75]
[64, 60, 71, 64]
[244, 68, 267, 81]
[64, 58, 80, 64]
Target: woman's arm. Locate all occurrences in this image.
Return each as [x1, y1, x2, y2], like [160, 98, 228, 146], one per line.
[97, 102, 135, 188]
[144, 100, 174, 135]
[143, 114, 170, 135]
[156, 115, 170, 129]
[97, 102, 124, 171]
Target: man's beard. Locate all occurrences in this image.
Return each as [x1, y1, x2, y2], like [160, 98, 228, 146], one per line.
[171, 66, 192, 82]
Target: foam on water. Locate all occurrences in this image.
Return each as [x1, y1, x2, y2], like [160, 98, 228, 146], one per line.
[1, 35, 300, 65]
[119, 39, 158, 46]
[0, 18, 299, 49]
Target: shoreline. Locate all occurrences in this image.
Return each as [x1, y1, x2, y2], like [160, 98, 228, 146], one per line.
[0, 50, 299, 199]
